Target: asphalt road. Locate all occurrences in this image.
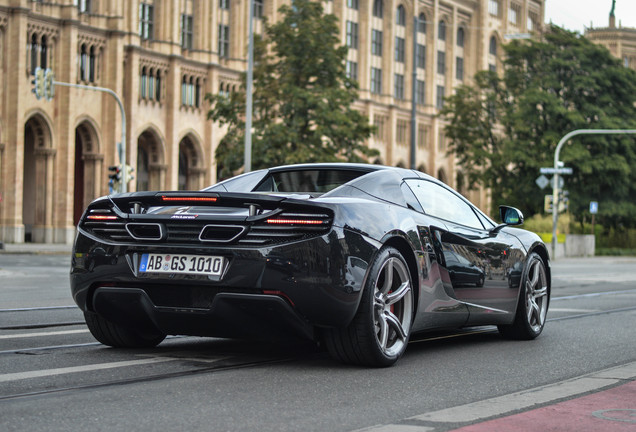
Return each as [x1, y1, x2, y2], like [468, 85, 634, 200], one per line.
[0, 254, 635, 431]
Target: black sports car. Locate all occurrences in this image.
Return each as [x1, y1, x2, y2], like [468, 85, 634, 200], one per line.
[71, 163, 551, 367]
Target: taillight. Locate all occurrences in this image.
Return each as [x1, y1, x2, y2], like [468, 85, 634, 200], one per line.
[265, 218, 326, 225]
[161, 195, 217, 202]
[86, 215, 118, 221]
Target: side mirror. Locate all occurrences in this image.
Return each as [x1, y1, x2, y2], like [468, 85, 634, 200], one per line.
[499, 206, 524, 226]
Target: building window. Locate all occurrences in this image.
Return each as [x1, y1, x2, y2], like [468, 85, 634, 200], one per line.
[456, 57, 464, 81]
[417, 44, 426, 69]
[155, 70, 162, 100]
[417, 125, 427, 148]
[29, 33, 50, 75]
[373, 0, 383, 18]
[346, 61, 358, 81]
[457, 27, 465, 47]
[347, 0, 358, 10]
[394, 73, 404, 100]
[253, 0, 263, 18]
[346, 21, 359, 50]
[181, 14, 194, 49]
[371, 30, 383, 56]
[489, 63, 497, 72]
[181, 75, 201, 107]
[79, 43, 96, 82]
[438, 21, 446, 41]
[396, 120, 408, 145]
[416, 80, 425, 105]
[528, 13, 538, 31]
[78, 0, 91, 14]
[374, 115, 386, 142]
[437, 50, 445, 74]
[139, 3, 154, 40]
[489, 0, 499, 17]
[436, 85, 445, 108]
[219, 24, 230, 57]
[395, 37, 405, 63]
[489, 36, 497, 55]
[396, 5, 405, 26]
[371, 67, 382, 94]
[509, 4, 520, 25]
[418, 13, 426, 34]
[141, 67, 147, 99]
[220, 0, 230, 9]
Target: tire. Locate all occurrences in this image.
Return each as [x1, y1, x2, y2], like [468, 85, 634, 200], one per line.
[84, 311, 166, 348]
[477, 275, 485, 287]
[324, 247, 414, 367]
[498, 253, 549, 340]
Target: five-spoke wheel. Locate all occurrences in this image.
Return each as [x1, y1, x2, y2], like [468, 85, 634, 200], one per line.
[499, 253, 549, 340]
[324, 247, 414, 367]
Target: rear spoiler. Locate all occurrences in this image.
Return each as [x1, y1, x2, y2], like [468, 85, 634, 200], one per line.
[93, 191, 332, 222]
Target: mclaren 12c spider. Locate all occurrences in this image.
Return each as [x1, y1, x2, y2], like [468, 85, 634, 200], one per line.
[71, 163, 551, 367]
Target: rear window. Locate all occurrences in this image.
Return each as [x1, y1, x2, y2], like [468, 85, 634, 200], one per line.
[253, 170, 367, 194]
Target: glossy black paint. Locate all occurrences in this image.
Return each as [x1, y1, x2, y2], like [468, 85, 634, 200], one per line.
[70, 163, 550, 343]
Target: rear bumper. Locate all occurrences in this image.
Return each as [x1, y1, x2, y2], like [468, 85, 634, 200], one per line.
[70, 226, 380, 337]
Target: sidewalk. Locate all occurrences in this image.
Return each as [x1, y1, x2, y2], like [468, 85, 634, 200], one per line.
[0, 242, 73, 255]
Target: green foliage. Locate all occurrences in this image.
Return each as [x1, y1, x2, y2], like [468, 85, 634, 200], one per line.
[207, 0, 377, 178]
[440, 25, 636, 228]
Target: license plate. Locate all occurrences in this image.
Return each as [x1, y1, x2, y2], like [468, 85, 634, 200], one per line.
[139, 253, 224, 276]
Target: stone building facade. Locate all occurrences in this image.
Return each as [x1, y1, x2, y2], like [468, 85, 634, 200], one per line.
[586, 9, 636, 72]
[0, 0, 543, 244]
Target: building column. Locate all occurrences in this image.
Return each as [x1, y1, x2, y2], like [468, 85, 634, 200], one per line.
[32, 147, 56, 243]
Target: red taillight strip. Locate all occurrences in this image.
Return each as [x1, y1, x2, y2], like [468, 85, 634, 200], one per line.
[86, 215, 119, 220]
[161, 196, 217, 202]
[265, 218, 325, 225]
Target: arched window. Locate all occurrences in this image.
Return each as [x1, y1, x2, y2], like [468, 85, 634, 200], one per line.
[89, 46, 96, 82]
[148, 68, 155, 100]
[80, 44, 88, 81]
[489, 36, 497, 55]
[457, 27, 465, 47]
[396, 5, 405, 26]
[438, 21, 446, 41]
[155, 70, 162, 101]
[418, 13, 426, 34]
[40, 36, 48, 70]
[188, 76, 195, 106]
[30, 34, 39, 75]
[373, 0, 383, 18]
[141, 67, 148, 98]
[195, 78, 201, 107]
[181, 76, 187, 105]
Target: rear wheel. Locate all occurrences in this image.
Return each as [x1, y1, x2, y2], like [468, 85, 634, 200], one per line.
[324, 247, 414, 367]
[84, 311, 166, 348]
[498, 253, 549, 340]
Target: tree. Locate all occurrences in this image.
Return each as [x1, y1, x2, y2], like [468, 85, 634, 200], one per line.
[440, 25, 636, 228]
[207, 0, 377, 179]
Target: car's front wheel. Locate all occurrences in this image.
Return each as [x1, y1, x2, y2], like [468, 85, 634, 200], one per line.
[84, 311, 166, 348]
[324, 247, 414, 367]
[498, 253, 549, 340]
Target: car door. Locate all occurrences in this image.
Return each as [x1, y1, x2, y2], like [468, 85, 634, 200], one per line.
[405, 179, 521, 324]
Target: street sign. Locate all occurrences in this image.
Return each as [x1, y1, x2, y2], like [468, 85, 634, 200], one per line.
[540, 167, 573, 175]
[535, 175, 549, 189]
[590, 201, 598, 214]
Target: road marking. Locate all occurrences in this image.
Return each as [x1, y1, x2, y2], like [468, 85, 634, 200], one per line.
[0, 357, 178, 383]
[0, 329, 89, 339]
[549, 308, 598, 313]
[408, 361, 636, 424]
[353, 424, 434, 432]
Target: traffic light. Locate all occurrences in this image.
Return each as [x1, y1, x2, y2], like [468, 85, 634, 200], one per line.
[544, 195, 553, 213]
[43, 69, 55, 101]
[108, 165, 122, 193]
[125, 165, 135, 183]
[31, 67, 45, 100]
